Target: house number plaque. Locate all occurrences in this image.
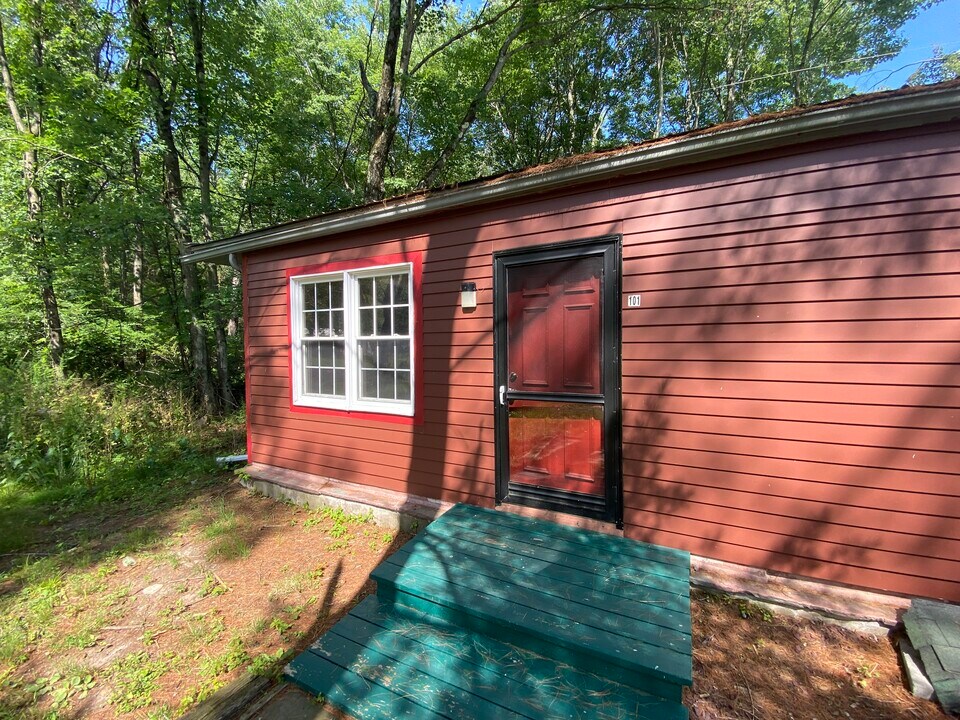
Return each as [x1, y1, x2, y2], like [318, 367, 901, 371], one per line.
[626, 294, 642, 307]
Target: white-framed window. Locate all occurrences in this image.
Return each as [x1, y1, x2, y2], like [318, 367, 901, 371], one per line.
[290, 262, 414, 417]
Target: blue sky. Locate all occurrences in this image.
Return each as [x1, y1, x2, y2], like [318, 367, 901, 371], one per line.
[846, 0, 960, 90]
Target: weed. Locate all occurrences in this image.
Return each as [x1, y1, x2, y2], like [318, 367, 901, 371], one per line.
[248, 616, 270, 635]
[854, 661, 880, 687]
[0, 618, 29, 667]
[203, 501, 250, 560]
[199, 573, 227, 598]
[116, 526, 161, 554]
[203, 499, 237, 540]
[108, 650, 171, 712]
[184, 611, 226, 646]
[64, 568, 108, 599]
[248, 648, 287, 678]
[199, 636, 249, 678]
[24, 670, 96, 713]
[145, 705, 177, 720]
[270, 617, 292, 637]
[736, 600, 773, 622]
[208, 535, 251, 560]
[60, 623, 100, 650]
[267, 565, 324, 601]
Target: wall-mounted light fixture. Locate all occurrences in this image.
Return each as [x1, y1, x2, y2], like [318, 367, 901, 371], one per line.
[460, 282, 477, 310]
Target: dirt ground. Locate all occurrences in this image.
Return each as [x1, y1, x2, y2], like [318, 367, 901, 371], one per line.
[0, 482, 411, 719]
[685, 591, 945, 720]
[0, 479, 949, 719]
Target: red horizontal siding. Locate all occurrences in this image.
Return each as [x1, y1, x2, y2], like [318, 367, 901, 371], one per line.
[243, 123, 960, 601]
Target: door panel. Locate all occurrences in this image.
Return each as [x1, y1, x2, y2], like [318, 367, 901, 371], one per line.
[505, 256, 604, 496]
[507, 257, 602, 395]
[495, 237, 621, 524]
[508, 401, 604, 496]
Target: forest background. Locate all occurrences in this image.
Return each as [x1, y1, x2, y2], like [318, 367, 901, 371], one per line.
[0, 0, 957, 501]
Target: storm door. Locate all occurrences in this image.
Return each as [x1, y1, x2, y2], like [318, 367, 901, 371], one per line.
[493, 237, 621, 524]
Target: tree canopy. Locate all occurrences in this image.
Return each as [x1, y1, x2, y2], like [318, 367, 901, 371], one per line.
[0, 0, 948, 408]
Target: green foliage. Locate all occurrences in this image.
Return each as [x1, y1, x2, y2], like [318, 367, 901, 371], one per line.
[247, 648, 287, 678]
[0, 362, 207, 505]
[0, 0, 938, 402]
[108, 651, 171, 712]
[23, 670, 96, 713]
[909, 46, 960, 85]
[0, 362, 241, 563]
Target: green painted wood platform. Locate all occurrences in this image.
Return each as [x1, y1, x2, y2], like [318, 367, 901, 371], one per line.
[285, 503, 692, 719]
[903, 599, 960, 713]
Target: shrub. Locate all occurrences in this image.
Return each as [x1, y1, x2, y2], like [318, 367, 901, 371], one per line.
[0, 362, 200, 492]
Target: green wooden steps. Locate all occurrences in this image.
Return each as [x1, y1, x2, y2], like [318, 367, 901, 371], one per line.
[285, 503, 692, 719]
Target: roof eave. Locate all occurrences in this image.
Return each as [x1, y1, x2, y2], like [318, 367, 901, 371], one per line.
[184, 85, 960, 265]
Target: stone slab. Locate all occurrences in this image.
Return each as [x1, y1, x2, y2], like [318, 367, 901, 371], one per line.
[240, 463, 454, 534]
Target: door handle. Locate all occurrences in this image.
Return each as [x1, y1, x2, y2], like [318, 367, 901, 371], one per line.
[499, 385, 506, 406]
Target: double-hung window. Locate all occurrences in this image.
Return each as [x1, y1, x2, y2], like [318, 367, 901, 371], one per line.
[291, 262, 414, 417]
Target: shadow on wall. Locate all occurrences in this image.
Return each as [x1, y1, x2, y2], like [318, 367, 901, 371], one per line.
[620, 153, 960, 601]
[257, 132, 960, 715]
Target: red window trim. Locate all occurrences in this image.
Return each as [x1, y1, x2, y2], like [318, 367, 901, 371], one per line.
[284, 251, 424, 426]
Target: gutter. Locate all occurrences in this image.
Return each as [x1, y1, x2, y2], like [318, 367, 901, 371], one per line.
[183, 85, 960, 265]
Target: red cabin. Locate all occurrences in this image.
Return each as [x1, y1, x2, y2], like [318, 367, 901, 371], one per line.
[186, 82, 960, 608]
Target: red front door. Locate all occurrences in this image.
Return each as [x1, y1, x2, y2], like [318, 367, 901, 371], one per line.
[505, 256, 605, 497]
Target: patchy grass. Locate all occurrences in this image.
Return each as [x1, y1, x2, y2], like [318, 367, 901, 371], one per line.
[0, 474, 409, 719]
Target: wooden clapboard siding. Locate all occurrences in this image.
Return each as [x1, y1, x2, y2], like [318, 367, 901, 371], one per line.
[244, 122, 960, 601]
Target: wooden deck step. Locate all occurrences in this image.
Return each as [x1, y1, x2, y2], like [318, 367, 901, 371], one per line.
[372, 504, 692, 700]
[286, 503, 693, 718]
[286, 595, 688, 720]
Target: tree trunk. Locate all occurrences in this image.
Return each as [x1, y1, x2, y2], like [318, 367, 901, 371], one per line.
[653, 21, 665, 138]
[186, 0, 234, 408]
[206, 266, 235, 408]
[364, 0, 404, 202]
[129, 0, 217, 414]
[131, 140, 146, 366]
[0, 8, 65, 369]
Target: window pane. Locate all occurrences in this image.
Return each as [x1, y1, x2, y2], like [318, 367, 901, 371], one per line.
[380, 340, 395, 369]
[359, 277, 374, 306]
[318, 283, 330, 310]
[304, 284, 316, 311]
[376, 276, 391, 305]
[379, 370, 396, 400]
[359, 340, 377, 369]
[334, 369, 345, 395]
[376, 308, 391, 336]
[393, 306, 409, 336]
[319, 343, 333, 367]
[320, 368, 334, 395]
[396, 370, 411, 400]
[316, 310, 330, 337]
[333, 342, 345, 368]
[304, 312, 316, 337]
[304, 342, 319, 367]
[396, 340, 410, 369]
[304, 366, 319, 394]
[392, 273, 408, 304]
[331, 280, 343, 309]
[331, 310, 344, 337]
[361, 369, 378, 399]
[360, 308, 374, 336]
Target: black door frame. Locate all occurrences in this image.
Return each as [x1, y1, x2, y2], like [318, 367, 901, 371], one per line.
[492, 235, 623, 527]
